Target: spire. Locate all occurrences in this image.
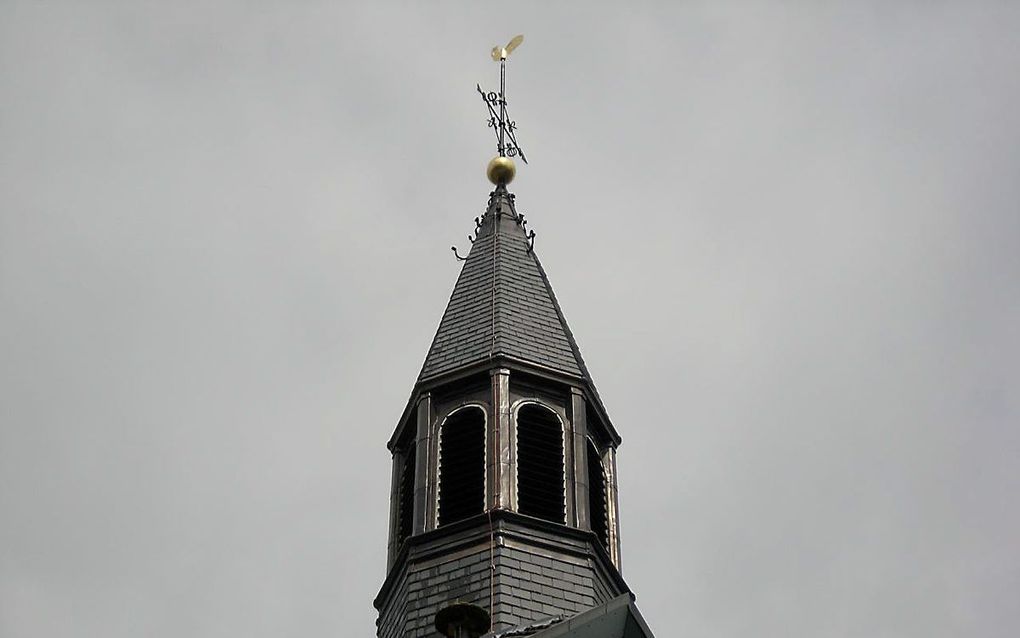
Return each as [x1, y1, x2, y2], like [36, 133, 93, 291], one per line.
[421, 186, 589, 383]
[376, 37, 645, 638]
[385, 33, 621, 451]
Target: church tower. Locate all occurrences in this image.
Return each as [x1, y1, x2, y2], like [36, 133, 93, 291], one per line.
[374, 37, 653, 638]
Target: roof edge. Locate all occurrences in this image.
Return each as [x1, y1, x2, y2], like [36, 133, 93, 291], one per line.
[482, 592, 656, 638]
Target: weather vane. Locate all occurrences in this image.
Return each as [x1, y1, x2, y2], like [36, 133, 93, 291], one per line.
[478, 34, 527, 186]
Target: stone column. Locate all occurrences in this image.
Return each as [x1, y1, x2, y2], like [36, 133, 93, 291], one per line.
[414, 392, 433, 534]
[386, 449, 402, 568]
[569, 388, 590, 530]
[605, 446, 622, 568]
[489, 368, 514, 511]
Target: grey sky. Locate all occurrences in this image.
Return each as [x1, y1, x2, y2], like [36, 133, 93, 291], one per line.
[1, 3, 1018, 637]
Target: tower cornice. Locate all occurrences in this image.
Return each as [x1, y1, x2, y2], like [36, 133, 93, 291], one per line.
[387, 355, 621, 452]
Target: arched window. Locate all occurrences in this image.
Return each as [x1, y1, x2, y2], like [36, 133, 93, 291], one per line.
[516, 404, 565, 524]
[587, 439, 609, 549]
[437, 406, 485, 527]
[395, 448, 415, 546]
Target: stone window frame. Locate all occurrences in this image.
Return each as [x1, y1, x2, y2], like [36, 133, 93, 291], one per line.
[585, 435, 611, 551]
[510, 398, 568, 525]
[433, 403, 488, 528]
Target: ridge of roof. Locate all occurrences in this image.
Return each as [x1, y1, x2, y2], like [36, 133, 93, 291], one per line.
[482, 594, 656, 638]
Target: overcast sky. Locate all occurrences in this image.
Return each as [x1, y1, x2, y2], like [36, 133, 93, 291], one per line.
[2, 3, 1018, 637]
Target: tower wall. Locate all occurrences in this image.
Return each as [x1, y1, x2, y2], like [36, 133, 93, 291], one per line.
[374, 512, 627, 638]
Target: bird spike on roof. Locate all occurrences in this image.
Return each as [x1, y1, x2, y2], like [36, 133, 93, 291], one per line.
[424, 185, 589, 382]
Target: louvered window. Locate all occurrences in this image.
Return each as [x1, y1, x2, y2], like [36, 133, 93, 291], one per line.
[395, 448, 415, 545]
[517, 404, 565, 524]
[437, 407, 486, 526]
[587, 439, 609, 549]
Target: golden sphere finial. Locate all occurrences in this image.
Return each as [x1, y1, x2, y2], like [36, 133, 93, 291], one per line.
[487, 156, 516, 185]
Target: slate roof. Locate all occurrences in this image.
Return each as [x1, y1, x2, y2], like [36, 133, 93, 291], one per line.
[419, 186, 592, 383]
[482, 594, 655, 638]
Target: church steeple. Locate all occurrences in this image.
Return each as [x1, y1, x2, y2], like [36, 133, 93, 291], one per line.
[374, 38, 644, 638]
[375, 183, 628, 637]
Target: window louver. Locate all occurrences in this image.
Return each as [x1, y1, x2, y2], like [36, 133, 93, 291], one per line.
[517, 404, 565, 524]
[587, 439, 609, 549]
[396, 448, 415, 545]
[437, 407, 485, 526]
